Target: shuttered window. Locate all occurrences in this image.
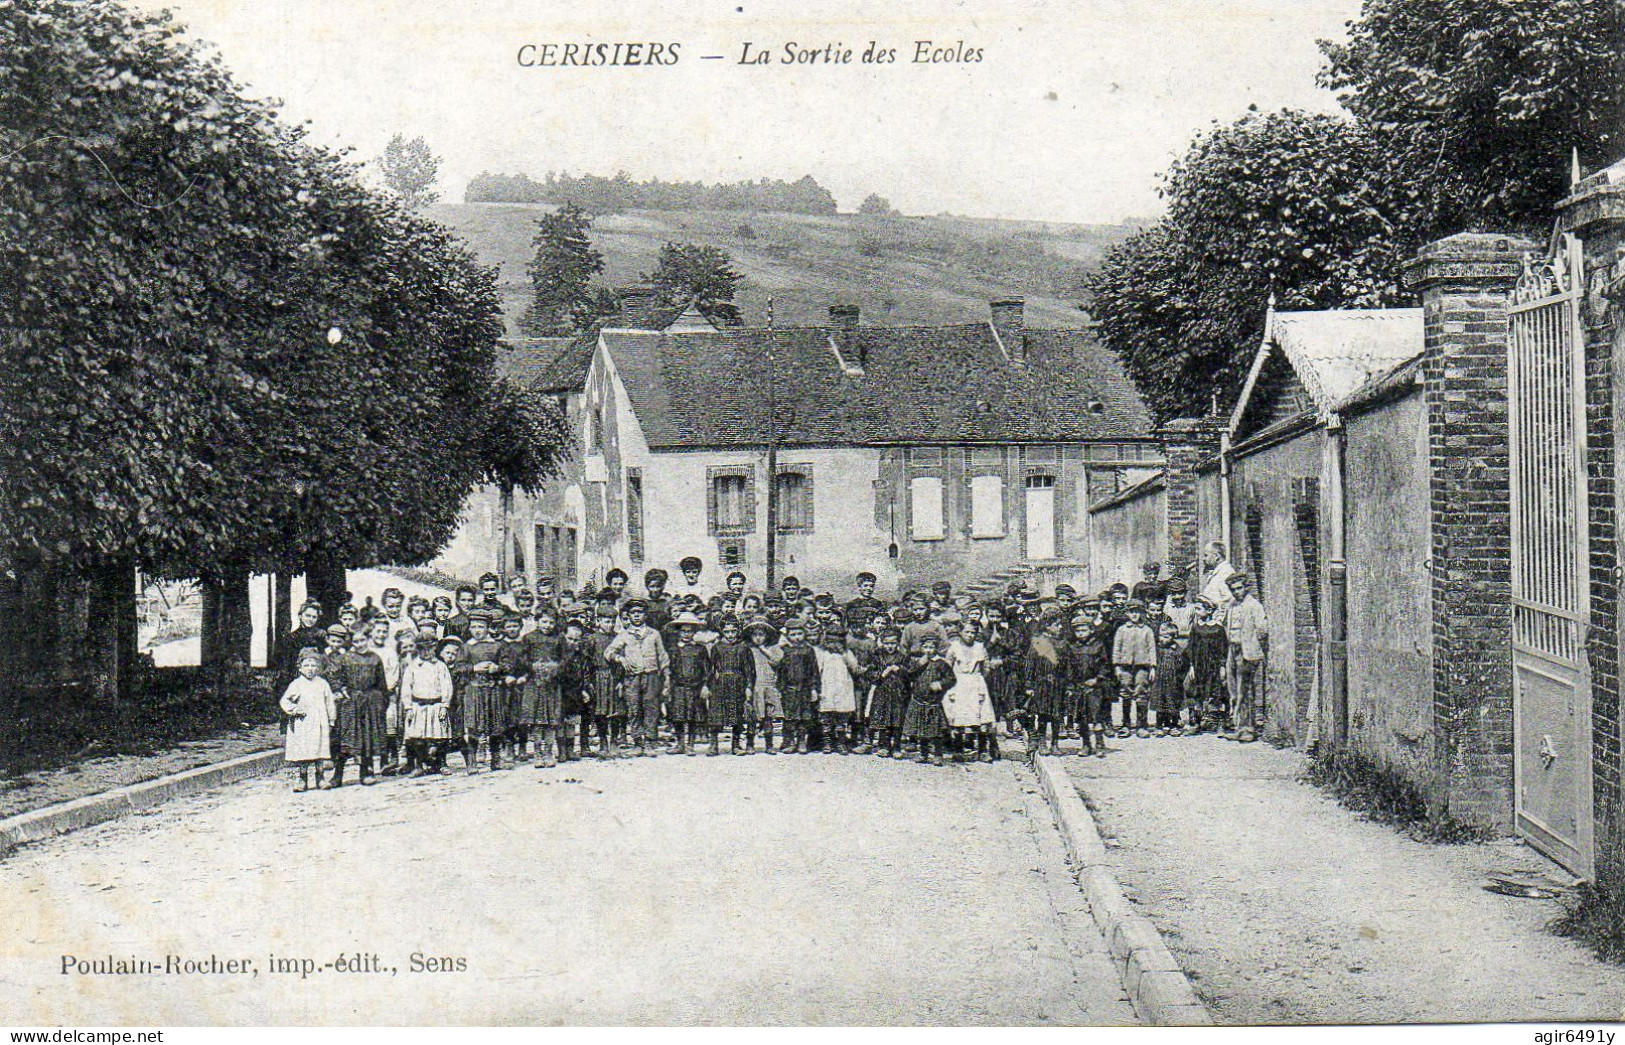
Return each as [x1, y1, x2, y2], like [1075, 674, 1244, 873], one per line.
[911, 476, 945, 540]
[970, 474, 1004, 537]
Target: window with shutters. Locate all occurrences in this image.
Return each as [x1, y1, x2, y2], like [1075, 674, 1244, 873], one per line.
[774, 467, 814, 533]
[910, 476, 945, 540]
[707, 466, 755, 536]
[969, 474, 1005, 537]
[626, 469, 644, 563]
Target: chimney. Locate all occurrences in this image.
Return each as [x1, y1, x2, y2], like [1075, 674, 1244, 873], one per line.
[990, 298, 1025, 360]
[615, 285, 660, 330]
[829, 303, 866, 368]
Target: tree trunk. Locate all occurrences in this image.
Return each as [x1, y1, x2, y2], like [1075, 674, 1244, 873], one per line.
[199, 575, 221, 676]
[303, 553, 348, 625]
[200, 569, 253, 686]
[268, 572, 291, 668]
[86, 555, 136, 704]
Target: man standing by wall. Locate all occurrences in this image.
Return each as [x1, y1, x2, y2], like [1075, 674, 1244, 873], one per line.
[1199, 540, 1236, 621]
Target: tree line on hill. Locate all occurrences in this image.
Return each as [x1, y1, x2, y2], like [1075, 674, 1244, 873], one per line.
[464, 170, 840, 215]
[0, 0, 570, 711]
[1088, 0, 1625, 424]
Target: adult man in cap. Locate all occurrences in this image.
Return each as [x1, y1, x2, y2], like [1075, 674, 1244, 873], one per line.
[1225, 571, 1268, 742]
[604, 597, 670, 756]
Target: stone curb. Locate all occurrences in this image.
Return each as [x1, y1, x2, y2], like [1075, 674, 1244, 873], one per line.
[1032, 753, 1212, 1026]
[0, 748, 283, 857]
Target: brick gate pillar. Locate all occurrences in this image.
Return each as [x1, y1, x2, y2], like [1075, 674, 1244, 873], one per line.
[1404, 232, 1535, 830]
[1157, 417, 1223, 593]
[1559, 162, 1625, 878]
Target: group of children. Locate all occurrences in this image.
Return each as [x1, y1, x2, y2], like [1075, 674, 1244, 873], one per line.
[276, 559, 1270, 790]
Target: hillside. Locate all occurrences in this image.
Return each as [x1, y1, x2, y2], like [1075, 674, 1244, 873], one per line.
[426, 203, 1137, 333]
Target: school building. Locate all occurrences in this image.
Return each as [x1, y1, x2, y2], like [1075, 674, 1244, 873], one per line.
[1090, 158, 1625, 886]
[439, 297, 1160, 600]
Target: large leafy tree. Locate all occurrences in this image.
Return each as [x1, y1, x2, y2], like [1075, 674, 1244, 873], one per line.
[1090, 0, 1623, 423]
[645, 241, 744, 326]
[1320, 0, 1625, 238]
[1088, 110, 1408, 421]
[0, 0, 567, 684]
[517, 201, 613, 336]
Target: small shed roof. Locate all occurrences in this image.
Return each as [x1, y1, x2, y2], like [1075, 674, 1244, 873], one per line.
[1230, 306, 1423, 434]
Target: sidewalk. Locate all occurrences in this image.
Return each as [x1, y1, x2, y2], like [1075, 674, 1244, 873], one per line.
[0, 724, 280, 821]
[1060, 735, 1625, 1024]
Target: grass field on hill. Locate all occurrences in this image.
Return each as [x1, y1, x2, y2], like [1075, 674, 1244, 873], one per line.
[426, 203, 1137, 333]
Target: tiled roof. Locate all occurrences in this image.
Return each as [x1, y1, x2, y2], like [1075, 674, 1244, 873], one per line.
[599, 321, 1152, 449]
[496, 336, 594, 393]
[1336, 353, 1423, 415]
[1269, 308, 1423, 409]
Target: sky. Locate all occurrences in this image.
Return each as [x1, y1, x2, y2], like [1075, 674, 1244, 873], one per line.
[129, 0, 1364, 224]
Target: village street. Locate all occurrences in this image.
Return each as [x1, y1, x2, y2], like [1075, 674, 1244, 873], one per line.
[0, 753, 1134, 1026]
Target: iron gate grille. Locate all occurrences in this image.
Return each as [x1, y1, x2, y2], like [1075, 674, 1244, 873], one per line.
[1508, 233, 1587, 666]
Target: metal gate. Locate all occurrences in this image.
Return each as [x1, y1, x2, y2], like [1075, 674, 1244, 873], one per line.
[1508, 232, 1593, 876]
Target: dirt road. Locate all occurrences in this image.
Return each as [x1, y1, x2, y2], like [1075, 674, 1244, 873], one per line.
[2, 752, 1132, 1025]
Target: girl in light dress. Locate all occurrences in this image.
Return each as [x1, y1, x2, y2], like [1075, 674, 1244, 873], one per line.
[944, 619, 999, 762]
[281, 648, 337, 792]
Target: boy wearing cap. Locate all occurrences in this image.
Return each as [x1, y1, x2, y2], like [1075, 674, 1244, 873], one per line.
[1023, 615, 1069, 755]
[1187, 598, 1229, 732]
[557, 618, 592, 761]
[605, 598, 670, 756]
[901, 598, 949, 658]
[776, 620, 821, 754]
[399, 633, 455, 776]
[1162, 579, 1195, 639]
[1132, 561, 1166, 606]
[587, 606, 626, 757]
[1225, 572, 1268, 742]
[746, 618, 784, 754]
[1113, 599, 1158, 737]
